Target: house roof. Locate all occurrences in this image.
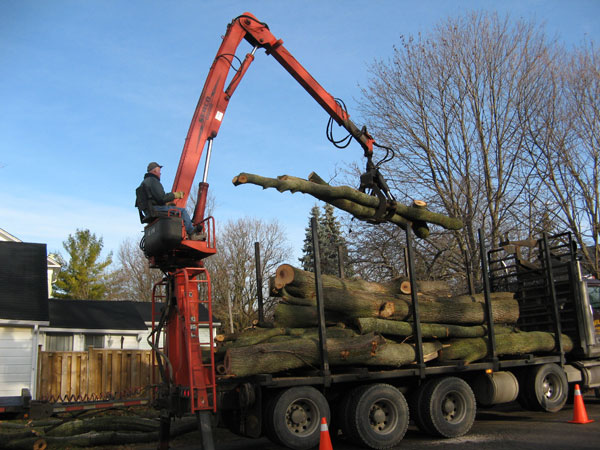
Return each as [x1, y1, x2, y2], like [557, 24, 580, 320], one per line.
[47, 300, 219, 331]
[121, 300, 218, 324]
[48, 299, 148, 331]
[0, 241, 49, 323]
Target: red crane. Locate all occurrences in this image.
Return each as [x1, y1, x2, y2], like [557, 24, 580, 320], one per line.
[137, 12, 394, 450]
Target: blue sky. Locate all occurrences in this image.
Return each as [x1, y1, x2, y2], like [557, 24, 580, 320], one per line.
[1, 0, 598, 263]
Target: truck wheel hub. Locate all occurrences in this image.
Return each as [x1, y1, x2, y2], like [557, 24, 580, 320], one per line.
[443, 397, 456, 417]
[371, 406, 386, 425]
[289, 405, 307, 425]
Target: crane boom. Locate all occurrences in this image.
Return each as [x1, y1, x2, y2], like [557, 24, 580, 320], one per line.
[143, 13, 394, 449]
[171, 12, 376, 220]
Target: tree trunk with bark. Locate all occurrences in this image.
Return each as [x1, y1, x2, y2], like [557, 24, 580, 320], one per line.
[273, 301, 409, 327]
[218, 326, 358, 348]
[439, 332, 574, 363]
[233, 172, 464, 237]
[368, 341, 442, 366]
[355, 318, 515, 338]
[273, 264, 405, 297]
[2, 416, 198, 450]
[224, 333, 386, 377]
[440, 292, 515, 303]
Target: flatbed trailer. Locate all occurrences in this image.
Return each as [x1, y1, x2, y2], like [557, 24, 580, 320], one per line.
[215, 230, 600, 450]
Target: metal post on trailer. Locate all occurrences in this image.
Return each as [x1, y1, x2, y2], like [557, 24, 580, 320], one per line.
[311, 217, 331, 384]
[405, 227, 426, 378]
[478, 228, 499, 371]
[541, 232, 565, 366]
[337, 244, 345, 279]
[255, 242, 264, 323]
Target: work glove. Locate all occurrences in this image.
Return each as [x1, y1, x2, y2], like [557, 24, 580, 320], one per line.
[173, 191, 185, 199]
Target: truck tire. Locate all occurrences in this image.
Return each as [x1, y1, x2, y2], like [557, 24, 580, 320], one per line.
[332, 387, 358, 440]
[344, 383, 409, 449]
[518, 363, 568, 412]
[263, 386, 330, 450]
[407, 381, 435, 435]
[419, 377, 476, 438]
[515, 368, 536, 410]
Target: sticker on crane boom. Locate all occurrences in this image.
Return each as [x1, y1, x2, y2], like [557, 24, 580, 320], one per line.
[215, 111, 224, 121]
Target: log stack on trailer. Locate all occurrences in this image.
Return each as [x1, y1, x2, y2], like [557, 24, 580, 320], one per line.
[219, 264, 572, 377]
[215, 231, 600, 450]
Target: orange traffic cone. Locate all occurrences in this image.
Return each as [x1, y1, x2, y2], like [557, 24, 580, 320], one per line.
[568, 384, 594, 424]
[319, 417, 333, 450]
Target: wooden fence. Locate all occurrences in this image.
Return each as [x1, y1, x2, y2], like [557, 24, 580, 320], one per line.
[37, 347, 158, 402]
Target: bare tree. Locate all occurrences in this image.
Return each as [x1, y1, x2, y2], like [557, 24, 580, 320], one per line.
[205, 217, 292, 333]
[358, 12, 559, 291]
[105, 237, 163, 301]
[521, 42, 599, 277]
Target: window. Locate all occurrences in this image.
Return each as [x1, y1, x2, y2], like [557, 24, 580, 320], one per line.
[84, 334, 104, 349]
[45, 333, 73, 351]
[588, 284, 600, 309]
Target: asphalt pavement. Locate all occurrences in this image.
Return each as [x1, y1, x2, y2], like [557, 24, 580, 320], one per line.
[170, 393, 600, 450]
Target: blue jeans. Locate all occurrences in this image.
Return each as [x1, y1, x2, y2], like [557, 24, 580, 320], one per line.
[154, 205, 195, 235]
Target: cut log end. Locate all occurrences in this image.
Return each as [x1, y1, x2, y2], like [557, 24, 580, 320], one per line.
[400, 280, 411, 295]
[274, 264, 296, 289]
[232, 174, 248, 186]
[33, 439, 47, 450]
[412, 200, 427, 209]
[379, 302, 395, 318]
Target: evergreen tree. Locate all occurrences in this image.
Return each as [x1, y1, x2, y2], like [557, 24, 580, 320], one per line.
[53, 229, 113, 299]
[299, 204, 353, 276]
[320, 204, 352, 277]
[299, 205, 325, 272]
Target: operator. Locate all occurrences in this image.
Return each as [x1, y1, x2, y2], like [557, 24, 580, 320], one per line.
[141, 162, 202, 240]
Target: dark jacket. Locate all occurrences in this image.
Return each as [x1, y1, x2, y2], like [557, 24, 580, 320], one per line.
[142, 173, 175, 206]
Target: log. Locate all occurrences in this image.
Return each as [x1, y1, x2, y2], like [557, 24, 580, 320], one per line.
[274, 264, 441, 304]
[279, 288, 400, 319]
[399, 279, 451, 296]
[267, 327, 358, 343]
[273, 303, 349, 327]
[366, 341, 442, 367]
[355, 318, 516, 338]
[232, 173, 463, 237]
[224, 333, 446, 376]
[45, 416, 158, 436]
[439, 332, 574, 363]
[273, 301, 409, 327]
[0, 428, 44, 441]
[274, 264, 401, 296]
[439, 292, 515, 303]
[224, 333, 386, 377]
[392, 299, 520, 325]
[222, 326, 358, 346]
[305, 172, 461, 232]
[5, 417, 197, 450]
[227, 327, 287, 346]
[356, 318, 486, 338]
[285, 327, 356, 339]
[280, 173, 426, 237]
[275, 294, 516, 327]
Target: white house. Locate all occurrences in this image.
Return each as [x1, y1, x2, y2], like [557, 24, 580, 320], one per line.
[0, 228, 60, 297]
[0, 229, 220, 401]
[0, 233, 50, 399]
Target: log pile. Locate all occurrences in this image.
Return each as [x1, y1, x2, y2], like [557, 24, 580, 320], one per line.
[218, 265, 573, 377]
[0, 415, 199, 450]
[232, 172, 464, 238]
